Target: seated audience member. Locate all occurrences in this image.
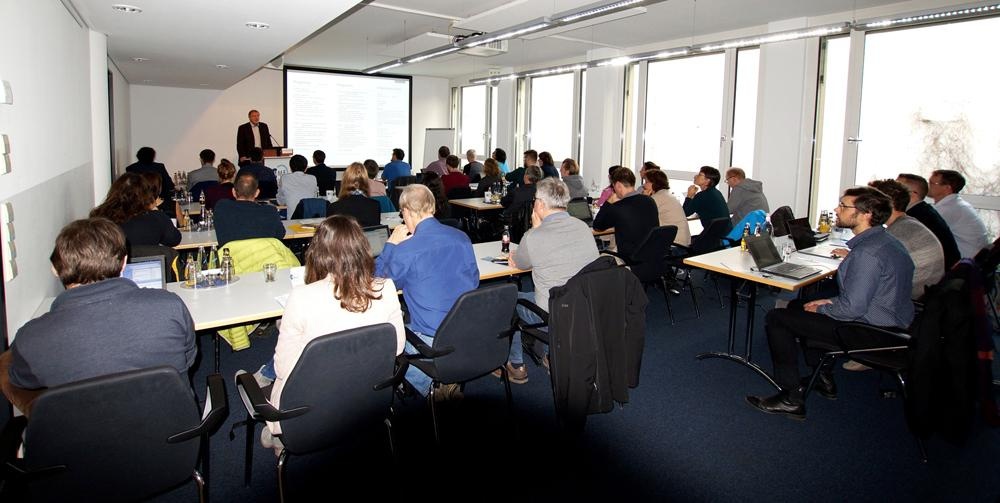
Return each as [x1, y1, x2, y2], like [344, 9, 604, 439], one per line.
[203, 159, 237, 210]
[643, 169, 691, 246]
[747, 187, 914, 420]
[424, 145, 450, 177]
[188, 148, 218, 187]
[724, 167, 770, 226]
[560, 158, 588, 200]
[595, 165, 622, 207]
[501, 165, 542, 225]
[308, 150, 336, 196]
[639, 161, 660, 185]
[236, 147, 278, 199]
[505, 150, 537, 188]
[1, 218, 196, 412]
[91, 172, 181, 249]
[476, 158, 503, 197]
[493, 148, 510, 174]
[684, 165, 732, 233]
[277, 154, 318, 220]
[259, 215, 404, 448]
[538, 151, 559, 179]
[868, 179, 944, 300]
[442, 155, 471, 195]
[593, 167, 659, 258]
[364, 159, 387, 197]
[375, 184, 479, 399]
[214, 172, 286, 246]
[897, 173, 960, 268]
[500, 178, 600, 383]
[125, 146, 174, 213]
[382, 148, 412, 190]
[420, 172, 452, 220]
[464, 149, 484, 181]
[928, 169, 989, 258]
[326, 162, 380, 227]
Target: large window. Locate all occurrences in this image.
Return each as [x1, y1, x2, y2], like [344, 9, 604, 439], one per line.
[811, 36, 851, 223]
[730, 48, 760, 175]
[460, 85, 487, 157]
[529, 73, 575, 163]
[644, 53, 726, 172]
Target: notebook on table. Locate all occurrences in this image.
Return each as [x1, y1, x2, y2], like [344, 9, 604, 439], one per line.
[745, 234, 822, 280]
[122, 255, 166, 289]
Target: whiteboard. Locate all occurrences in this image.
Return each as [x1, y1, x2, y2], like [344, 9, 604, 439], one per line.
[422, 128, 456, 169]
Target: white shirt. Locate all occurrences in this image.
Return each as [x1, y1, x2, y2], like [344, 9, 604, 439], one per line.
[933, 193, 988, 258]
[277, 171, 318, 219]
[269, 276, 404, 434]
[251, 123, 261, 149]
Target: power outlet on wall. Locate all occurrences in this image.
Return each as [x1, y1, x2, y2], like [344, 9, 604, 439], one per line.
[1, 202, 15, 282]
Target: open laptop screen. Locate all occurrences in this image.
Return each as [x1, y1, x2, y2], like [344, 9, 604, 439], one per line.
[122, 256, 166, 289]
[363, 225, 390, 257]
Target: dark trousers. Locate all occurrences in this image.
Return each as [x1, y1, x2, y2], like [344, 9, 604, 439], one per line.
[765, 306, 901, 391]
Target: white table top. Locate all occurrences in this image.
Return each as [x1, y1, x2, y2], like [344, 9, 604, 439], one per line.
[683, 242, 841, 291]
[449, 198, 503, 211]
[176, 212, 403, 250]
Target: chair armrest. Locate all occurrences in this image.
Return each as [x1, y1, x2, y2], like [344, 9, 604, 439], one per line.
[599, 249, 627, 263]
[833, 322, 911, 354]
[373, 355, 408, 391]
[168, 373, 230, 443]
[404, 327, 454, 358]
[233, 371, 309, 423]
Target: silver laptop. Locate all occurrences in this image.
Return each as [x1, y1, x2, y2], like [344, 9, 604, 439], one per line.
[122, 255, 166, 289]
[363, 225, 390, 257]
[746, 235, 822, 280]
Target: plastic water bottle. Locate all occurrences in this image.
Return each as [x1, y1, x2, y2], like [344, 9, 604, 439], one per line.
[184, 256, 197, 288]
[207, 245, 219, 270]
[196, 246, 205, 273]
[740, 223, 750, 252]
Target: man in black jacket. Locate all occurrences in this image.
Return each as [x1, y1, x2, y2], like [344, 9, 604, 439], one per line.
[213, 173, 286, 246]
[308, 149, 336, 196]
[236, 109, 273, 163]
[897, 173, 961, 268]
[125, 146, 174, 213]
[593, 167, 659, 258]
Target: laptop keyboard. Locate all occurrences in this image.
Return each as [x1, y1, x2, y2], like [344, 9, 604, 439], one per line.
[767, 262, 812, 276]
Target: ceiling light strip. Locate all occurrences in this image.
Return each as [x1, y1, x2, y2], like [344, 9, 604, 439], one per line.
[364, 60, 404, 74]
[405, 46, 461, 64]
[860, 2, 1000, 29]
[557, 0, 647, 23]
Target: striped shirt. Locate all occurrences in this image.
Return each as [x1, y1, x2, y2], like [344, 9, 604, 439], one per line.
[818, 226, 914, 328]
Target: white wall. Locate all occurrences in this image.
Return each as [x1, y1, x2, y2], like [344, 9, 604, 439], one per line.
[0, 0, 104, 337]
[129, 70, 451, 174]
[109, 59, 132, 176]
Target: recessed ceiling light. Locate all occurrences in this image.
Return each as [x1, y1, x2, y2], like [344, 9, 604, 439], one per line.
[245, 21, 270, 30]
[215, 64, 229, 69]
[132, 57, 149, 62]
[111, 4, 142, 14]
[142, 79, 152, 84]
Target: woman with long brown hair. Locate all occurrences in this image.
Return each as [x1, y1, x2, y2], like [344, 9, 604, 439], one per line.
[264, 215, 403, 444]
[91, 172, 181, 247]
[327, 162, 380, 226]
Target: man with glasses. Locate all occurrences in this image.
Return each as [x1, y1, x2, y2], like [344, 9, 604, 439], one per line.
[927, 169, 989, 259]
[897, 173, 960, 268]
[746, 187, 914, 420]
[684, 165, 732, 233]
[724, 167, 769, 226]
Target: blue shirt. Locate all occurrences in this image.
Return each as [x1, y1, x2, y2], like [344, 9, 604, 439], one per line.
[382, 160, 412, 183]
[818, 226, 915, 328]
[499, 161, 510, 174]
[375, 218, 479, 335]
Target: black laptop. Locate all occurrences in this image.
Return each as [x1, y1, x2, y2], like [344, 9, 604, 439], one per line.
[745, 234, 822, 280]
[787, 218, 841, 258]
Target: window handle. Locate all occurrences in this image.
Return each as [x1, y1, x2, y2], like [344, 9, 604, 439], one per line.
[847, 137, 863, 143]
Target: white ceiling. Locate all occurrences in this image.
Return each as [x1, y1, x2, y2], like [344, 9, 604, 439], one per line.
[75, 0, 910, 89]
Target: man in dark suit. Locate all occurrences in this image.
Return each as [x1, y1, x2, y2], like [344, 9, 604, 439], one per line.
[213, 173, 286, 247]
[501, 165, 541, 240]
[236, 109, 273, 164]
[125, 146, 174, 213]
[307, 149, 336, 196]
[593, 167, 659, 258]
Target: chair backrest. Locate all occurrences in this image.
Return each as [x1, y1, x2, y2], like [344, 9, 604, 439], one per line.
[446, 186, 473, 200]
[628, 225, 678, 282]
[566, 197, 593, 224]
[129, 244, 178, 283]
[278, 324, 397, 454]
[691, 217, 733, 254]
[430, 284, 519, 384]
[189, 180, 219, 201]
[509, 200, 533, 244]
[770, 205, 795, 237]
[291, 197, 328, 219]
[22, 367, 202, 502]
[372, 195, 396, 213]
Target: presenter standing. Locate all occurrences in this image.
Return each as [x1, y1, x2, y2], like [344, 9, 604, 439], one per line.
[236, 109, 273, 164]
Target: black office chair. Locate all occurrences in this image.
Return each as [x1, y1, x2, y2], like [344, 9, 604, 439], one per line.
[403, 283, 519, 443]
[234, 324, 399, 500]
[4, 367, 227, 503]
[604, 226, 689, 324]
[189, 181, 219, 201]
[130, 244, 179, 282]
[566, 197, 593, 225]
[669, 217, 734, 311]
[446, 186, 474, 200]
[389, 175, 418, 209]
[290, 197, 328, 219]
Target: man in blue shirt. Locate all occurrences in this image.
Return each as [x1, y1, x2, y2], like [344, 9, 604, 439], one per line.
[375, 184, 479, 399]
[747, 187, 914, 420]
[382, 148, 412, 190]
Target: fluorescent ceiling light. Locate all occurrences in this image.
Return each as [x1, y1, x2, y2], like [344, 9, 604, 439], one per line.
[861, 3, 1000, 29]
[524, 64, 588, 77]
[697, 23, 849, 52]
[523, 7, 646, 40]
[460, 19, 552, 48]
[405, 46, 461, 64]
[111, 4, 142, 14]
[557, 0, 646, 23]
[363, 60, 403, 74]
[245, 21, 270, 30]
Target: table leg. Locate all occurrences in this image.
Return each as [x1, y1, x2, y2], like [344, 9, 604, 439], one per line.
[696, 278, 779, 389]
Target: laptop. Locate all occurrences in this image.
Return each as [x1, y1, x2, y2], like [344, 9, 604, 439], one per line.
[362, 225, 390, 257]
[122, 255, 166, 289]
[745, 234, 822, 280]
[787, 218, 839, 258]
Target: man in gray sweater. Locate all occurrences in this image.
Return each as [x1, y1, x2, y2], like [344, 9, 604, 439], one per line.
[498, 178, 599, 383]
[725, 167, 769, 225]
[869, 179, 944, 299]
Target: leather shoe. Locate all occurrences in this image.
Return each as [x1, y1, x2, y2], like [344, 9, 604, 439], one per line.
[801, 372, 837, 400]
[746, 392, 806, 420]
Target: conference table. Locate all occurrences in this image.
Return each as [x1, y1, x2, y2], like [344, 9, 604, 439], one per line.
[175, 212, 403, 250]
[683, 240, 841, 388]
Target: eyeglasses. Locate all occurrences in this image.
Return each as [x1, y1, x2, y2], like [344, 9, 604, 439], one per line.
[837, 203, 856, 209]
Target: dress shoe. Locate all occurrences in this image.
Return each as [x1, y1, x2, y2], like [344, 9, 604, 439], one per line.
[746, 391, 806, 420]
[801, 372, 837, 400]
